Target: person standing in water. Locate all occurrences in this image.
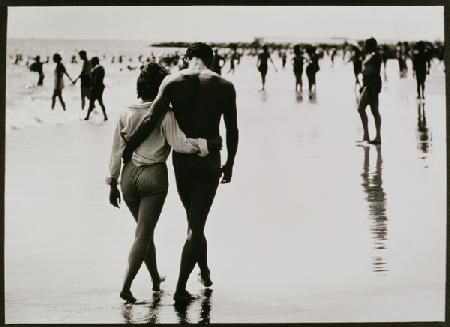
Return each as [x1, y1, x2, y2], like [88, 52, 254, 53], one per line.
[305, 46, 319, 98]
[292, 45, 304, 92]
[122, 42, 239, 303]
[84, 57, 108, 121]
[72, 50, 92, 111]
[257, 45, 277, 91]
[281, 51, 287, 69]
[29, 55, 44, 86]
[51, 53, 73, 111]
[347, 45, 363, 87]
[412, 41, 430, 101]
[211, 49, 225, 75]
[357, 37, 382, 144]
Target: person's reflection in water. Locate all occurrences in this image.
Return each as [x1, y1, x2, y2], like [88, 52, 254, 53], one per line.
[173, 288, 212, 324]
[416, 102, 432, 160]
[199, 288, 213, 324]
[260, 90, 267, 102]
[121, 292, 163, 323]
[174, 298, 192, 324]
[296, 91, 303, 103]
[360, 145, 388, 274]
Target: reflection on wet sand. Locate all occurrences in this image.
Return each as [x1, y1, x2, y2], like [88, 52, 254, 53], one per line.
[361, 145, 388, 274]
[296, 90, 303, 103]
[174, 288, 212, 324]
[121, 289, 212, 324]
[416, 101, 432, 160]
[122, 291, 162, 324]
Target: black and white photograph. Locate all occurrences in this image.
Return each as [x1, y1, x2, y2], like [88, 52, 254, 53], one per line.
[3, 4, 447, 324]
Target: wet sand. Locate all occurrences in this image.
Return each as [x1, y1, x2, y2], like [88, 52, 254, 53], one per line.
[5, 56, 446, 323]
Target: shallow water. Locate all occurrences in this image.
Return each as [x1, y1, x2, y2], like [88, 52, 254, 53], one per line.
[5, 40, 446, 323]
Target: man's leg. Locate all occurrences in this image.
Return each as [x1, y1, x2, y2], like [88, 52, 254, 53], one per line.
[358, 91, 370, 141]
[81, 87, 87, 110]
[175, 175, 219, 298]
[57, 93, 66, 111]
[51, 90, 57, 109]
[84, 95, 96, 120]
[98, 93, 108, 120]
[416, 78, 421, 98]
[369, 96, 381, 143]
[173, 154, 214, 282]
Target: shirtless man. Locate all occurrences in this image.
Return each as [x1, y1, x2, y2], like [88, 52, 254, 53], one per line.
[123, 42, 239, 302]
[72, 50, 92, 110]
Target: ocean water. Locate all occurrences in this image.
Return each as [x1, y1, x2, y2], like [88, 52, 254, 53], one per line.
[5, 39, 447, 323]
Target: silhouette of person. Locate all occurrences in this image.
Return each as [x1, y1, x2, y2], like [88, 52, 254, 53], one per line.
[257, 45, 277, 91]
[72, 50, 92, 110]
[211, 49, 225, 75]
[413, 41, 430, 100]
[51, 53, 73, 111]
[292, 45, 304, 92]
[84, 57, 108, 121]
[347, 45, 363, 86]
[29, 55, 44, 86]
[357, 38, 382, 144]
[305, 46, 319, 98]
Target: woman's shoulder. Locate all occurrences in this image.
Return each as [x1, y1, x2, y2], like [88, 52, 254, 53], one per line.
[120, 102, 151, 121]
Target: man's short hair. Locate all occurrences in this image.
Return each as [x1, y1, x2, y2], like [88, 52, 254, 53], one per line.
[53, 53, 62, 62]
[185, 42, 213, 67]
[137, 63, 168, 100]
[79, 50, 87, 57]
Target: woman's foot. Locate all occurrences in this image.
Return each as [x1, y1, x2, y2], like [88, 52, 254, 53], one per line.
[152, 275, 166, 292]
[173, 289, 197, 303]
[120, 289, 137, 303]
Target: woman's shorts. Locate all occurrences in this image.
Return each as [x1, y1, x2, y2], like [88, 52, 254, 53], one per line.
[120, 161, 168, 202]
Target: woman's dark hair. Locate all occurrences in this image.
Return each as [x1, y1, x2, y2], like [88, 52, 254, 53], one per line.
[365, 37, 378, 52]
[293, 44, 301, 56]
[137, 63, 168, 100]
[53, 53, 61, 62]
[91, 56, 100, 66]
[185, 42, 213, 67]
[78, 50, 87, 58]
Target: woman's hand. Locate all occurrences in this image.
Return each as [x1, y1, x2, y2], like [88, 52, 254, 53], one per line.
[109, 184, 121, 208]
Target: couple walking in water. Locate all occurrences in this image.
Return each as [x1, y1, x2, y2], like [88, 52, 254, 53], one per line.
[106, 43, 239, 303]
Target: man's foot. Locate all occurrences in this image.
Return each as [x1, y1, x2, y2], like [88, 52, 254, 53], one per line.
[84, 116, 89, 120]
[173, 289, 197, 303]
[152, 275, 166, 292]
[199, 270, 213, 288]
[120, 289, 137, 303]
[368, 138, 381, 145]
[104, 116, 108, 121]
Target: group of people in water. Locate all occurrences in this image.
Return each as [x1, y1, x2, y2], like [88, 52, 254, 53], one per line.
[27, 50, 108, 120]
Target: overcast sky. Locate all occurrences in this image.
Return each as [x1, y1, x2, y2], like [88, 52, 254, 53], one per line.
[7, 6, 444, 42]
